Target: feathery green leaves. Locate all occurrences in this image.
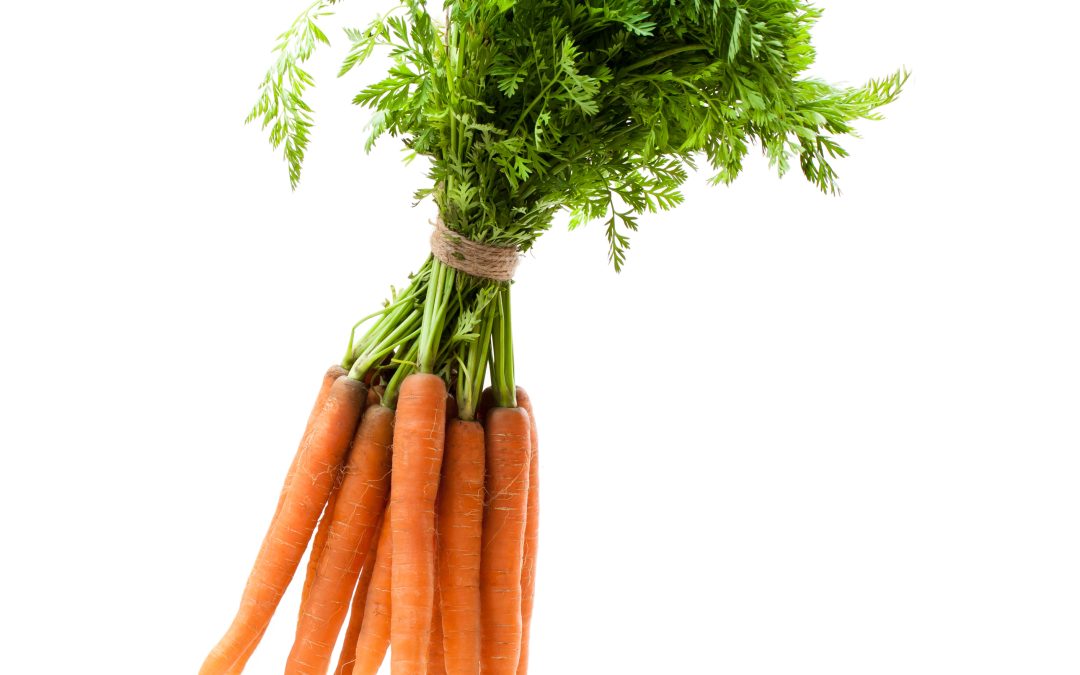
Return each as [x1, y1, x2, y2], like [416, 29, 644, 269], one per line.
[245, 0, 342, 189]
[250, 0, 906, 266]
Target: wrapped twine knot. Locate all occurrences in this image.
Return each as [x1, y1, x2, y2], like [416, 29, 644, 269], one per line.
[430, 218, 521, 282]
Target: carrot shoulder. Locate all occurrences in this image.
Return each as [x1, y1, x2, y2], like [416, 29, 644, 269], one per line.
[390, 373, 447, 674]
[480, 406, 531, 675]
[287, 404, 394, 674]
[438, 419, 485, 675]
[282, 365, 348, 524]
[200, 375, 367, 675]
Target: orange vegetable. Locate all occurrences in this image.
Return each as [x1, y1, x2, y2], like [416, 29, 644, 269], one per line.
[438, 419, 485, 674]
[480, 406, 531, 675]
[287, 405, 394, 674]
[514, 389, 540, 675]
[200, 376, 367, 675]
[389, 373, 447, 674]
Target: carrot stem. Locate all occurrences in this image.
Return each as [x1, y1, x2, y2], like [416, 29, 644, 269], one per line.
[344, 260, 431, 372]
[490, 284, 516, 408]
[382, 338, 420, 409]
[419, 257, 456, 374]
[456, 299, 495, 421]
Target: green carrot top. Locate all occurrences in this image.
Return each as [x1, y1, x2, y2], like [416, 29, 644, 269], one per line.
[248, 0, 905, 270]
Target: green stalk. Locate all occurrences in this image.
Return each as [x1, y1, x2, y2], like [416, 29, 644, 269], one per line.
[457, 300, 497, 420]
[342, 259, 429, 371]
[418, 256, 456, 373]
[383, 338, 420, 409]
[348, 309, 423, 380]
[489, 283, 516, 408]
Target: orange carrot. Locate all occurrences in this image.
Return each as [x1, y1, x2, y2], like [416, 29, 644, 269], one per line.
[514, 389, 539, 675]
[333, 517, 383, 675]
[290, 366, 354, 616]
[438, 419, 485, 674]
[200, 375, 367, 675]
[287, 405, 394, 674]
[227, 365, 348, 674]
[480, 406, 531, 675]
[352, 507, 393, 675]
[282, 365, 348, 523]
[390, 373, 447, 674]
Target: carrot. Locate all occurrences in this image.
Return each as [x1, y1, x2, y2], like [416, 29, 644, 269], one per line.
[480, 406, 531, 675]
[293, 366, 354, 617]
[514, 389, 539, 675]
[438, 419, 485, 674]
[224, 365, 348, 674]
[333, 517, 383, 675]
[282, 365, 349, 524]
[287, 405, 394, 674]
[351, 507, 393, 675]
[390, 373, 447, 674]
[200, 375, 368, 675]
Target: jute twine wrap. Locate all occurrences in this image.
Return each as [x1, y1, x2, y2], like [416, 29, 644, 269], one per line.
[430, 218, 521, 282]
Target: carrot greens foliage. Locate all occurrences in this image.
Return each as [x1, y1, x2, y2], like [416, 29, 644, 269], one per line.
[246, 0, 905, 414]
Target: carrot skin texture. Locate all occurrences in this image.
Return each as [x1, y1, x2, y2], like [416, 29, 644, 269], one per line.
[282, 366, 349, 523]
[480, 407, 531, 675]
[514, 389, 539, 675]
[300, 473, 345, 616]
[333, 517, 383, 675]
[429, 581, 448, 675]
[390, 373, 447, 674]
[200, 376, 367, 675]
[352, 507, 394, 675]
[289, 366, 354, 618]
[438, 420, 485, 675]
[287, 405, 395, 674]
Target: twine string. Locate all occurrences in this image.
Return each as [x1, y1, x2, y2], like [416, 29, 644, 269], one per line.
[429, 218, 520, 282]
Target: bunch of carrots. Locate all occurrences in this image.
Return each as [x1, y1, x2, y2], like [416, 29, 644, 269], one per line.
[202, 0, 902, 672]
[201, 366, 539, 675]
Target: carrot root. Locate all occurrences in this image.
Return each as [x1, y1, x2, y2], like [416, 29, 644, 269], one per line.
[389, 373, 447, 674]
[200, 375, 367, 675]
[480, 406, 531, 675]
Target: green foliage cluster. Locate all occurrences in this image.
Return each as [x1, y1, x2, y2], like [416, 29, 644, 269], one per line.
[250, 0, 905, 270]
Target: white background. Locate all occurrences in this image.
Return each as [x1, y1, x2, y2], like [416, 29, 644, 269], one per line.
[2, 2, 1078, 673]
